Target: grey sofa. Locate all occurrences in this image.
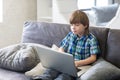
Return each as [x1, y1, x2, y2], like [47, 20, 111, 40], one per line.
[85, 3, 119, 26]
[0, 21, 120, 80]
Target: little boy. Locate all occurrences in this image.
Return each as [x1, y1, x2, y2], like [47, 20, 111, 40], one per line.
[34, 10, 100, 80]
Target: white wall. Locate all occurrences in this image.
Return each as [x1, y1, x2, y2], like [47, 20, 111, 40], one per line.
[1, 0, 76, 48]
[52, 0, 78, 24]
[2, 0, 117, 48]
[37, 0, 77, 24]
[0, 0, 37, 48]
[37, 0, 52, 22]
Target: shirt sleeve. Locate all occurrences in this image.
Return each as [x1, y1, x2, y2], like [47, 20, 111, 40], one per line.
[60, 32, 71, 51]
[90, 37, 100, 55]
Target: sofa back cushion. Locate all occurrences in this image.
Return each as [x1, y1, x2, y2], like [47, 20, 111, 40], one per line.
[89, 27, 109, 58]
[22, 22, 109, 58]
[107, 29, 120, 68]
[22, 22, 71, 47]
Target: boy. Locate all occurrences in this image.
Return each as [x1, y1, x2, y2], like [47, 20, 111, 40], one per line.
[34, 10, 100, 80]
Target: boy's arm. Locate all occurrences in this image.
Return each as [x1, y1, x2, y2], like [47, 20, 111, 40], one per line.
[75, 54, 96, 67]
[59, 47, 97, 67]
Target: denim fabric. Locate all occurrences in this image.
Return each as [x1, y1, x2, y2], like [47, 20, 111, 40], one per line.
[54, 74, 73, 80]
[32, 69, 74, 80]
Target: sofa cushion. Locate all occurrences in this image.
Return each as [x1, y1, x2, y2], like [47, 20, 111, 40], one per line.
[0, 43, 40, 72]
[80, 59, 120, 80]
[106, 29, 120, 68]
[22, 21, 109, 58]
[92, 3, 119, 25]
[22, 21, 71, 47]
[0, 68, 31, 80]
[89, 27, 109, 58]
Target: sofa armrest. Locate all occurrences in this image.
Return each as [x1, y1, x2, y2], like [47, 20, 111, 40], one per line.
[80, 58, 120, 80]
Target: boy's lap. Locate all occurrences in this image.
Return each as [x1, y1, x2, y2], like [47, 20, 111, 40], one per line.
[32, 68, 74, 80]
[30, 44, 91, 80]
[32, 69, 59, 80]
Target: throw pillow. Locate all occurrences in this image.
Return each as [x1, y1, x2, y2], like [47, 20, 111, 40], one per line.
[92, 3, 119, 25]
[80, 60, 120, 80]
[0, 43, 40, 72]
[51, 44, 59, 50]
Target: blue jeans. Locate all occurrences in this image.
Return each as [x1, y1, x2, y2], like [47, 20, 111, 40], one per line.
[32, 69, 76, 80]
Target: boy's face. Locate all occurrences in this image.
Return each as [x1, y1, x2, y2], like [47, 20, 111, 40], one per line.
[71, 23, 87, 37]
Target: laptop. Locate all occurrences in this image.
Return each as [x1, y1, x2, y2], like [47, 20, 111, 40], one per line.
[35, 45, 79, 77]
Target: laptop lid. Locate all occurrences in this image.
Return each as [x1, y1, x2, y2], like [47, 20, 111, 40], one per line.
[35, 45, 78, 77]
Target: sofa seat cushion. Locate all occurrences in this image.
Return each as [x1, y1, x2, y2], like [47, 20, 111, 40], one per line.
[80, 59, 120, 80]
[0, 43, 40, 72]
[0, 68, 31, 80]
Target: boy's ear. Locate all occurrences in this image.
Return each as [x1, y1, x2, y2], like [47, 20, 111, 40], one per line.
[84, 25, 87, 29]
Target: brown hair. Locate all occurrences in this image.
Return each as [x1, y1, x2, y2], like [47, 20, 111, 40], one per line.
[69, 10, 89, 35]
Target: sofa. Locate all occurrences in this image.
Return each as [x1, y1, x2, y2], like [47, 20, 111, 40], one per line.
[0, 21, 120, 80]
[85, 3, 119, 26]
[106, 5, 120, 29]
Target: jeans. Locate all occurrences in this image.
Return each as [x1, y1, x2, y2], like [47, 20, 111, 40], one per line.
[32, 69, 76, 80]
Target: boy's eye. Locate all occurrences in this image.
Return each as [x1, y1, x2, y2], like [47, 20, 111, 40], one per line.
[75, 24, 81, 26]
[71, 23, 81, 26]
[75, 24, 79, 26]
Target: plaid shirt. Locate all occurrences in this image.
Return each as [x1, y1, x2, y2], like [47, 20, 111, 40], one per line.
[60, 32, 100, 60]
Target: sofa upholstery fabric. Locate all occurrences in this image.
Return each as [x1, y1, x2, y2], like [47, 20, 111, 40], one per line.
[0, 68, 32, 80]
[0, 21, 120, 80]
[22, 22, 71, 47]
[92, 3, 119, 26]
[106, 29, 120, 68]
[89, 27, 109, 58]
[0, 43, 40, 72]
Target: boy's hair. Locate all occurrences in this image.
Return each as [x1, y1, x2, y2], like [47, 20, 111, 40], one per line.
[69, 10, 89, 35]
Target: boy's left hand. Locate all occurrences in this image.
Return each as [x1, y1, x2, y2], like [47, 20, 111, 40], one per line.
[75, 61, 80, 67]
[74, 54, 97, 67]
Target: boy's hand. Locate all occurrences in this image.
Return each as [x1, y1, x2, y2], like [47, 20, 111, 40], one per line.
[58, 47, 64, 52]
[75, 60, 80, 67]
[74, 54, 97, 67]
